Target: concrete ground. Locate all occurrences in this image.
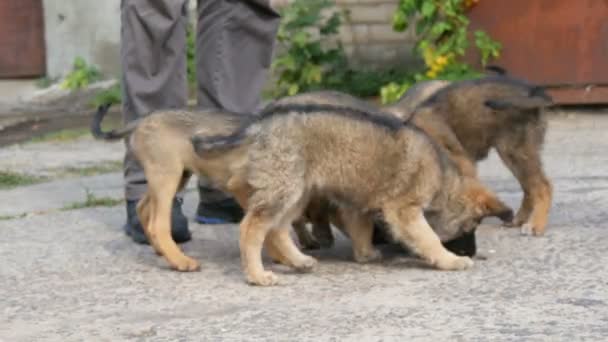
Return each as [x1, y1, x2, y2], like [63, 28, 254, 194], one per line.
[1, 112, 608, 341]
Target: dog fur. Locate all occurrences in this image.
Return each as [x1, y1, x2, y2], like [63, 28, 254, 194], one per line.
[265, 89, 487, 252]
[393, 74, 554, 235]
[192, 104, 512, 286]
[91, 105, 322, 274]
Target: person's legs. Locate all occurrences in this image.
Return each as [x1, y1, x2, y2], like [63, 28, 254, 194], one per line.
[121, 0, 191, 243]
[194, 0, 281, 224]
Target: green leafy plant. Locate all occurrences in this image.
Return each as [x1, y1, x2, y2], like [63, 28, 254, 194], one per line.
[187, 24, 196, 87]
[380, 0, 501, 104]
[328, 68, 413, 98]
[271, 0, 347, 98]
[91, 83, 122, 108]
[61, 57, 102, 90]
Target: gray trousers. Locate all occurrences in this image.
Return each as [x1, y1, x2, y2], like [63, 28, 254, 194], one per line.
[120, 0, 280, 201]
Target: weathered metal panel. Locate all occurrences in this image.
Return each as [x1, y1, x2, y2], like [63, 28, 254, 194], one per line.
[467, 0, 608, 96]
[0, 0, 46, 78]
[547, 86, 608, 105]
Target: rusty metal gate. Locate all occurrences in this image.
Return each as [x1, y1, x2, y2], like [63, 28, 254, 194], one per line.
[0, 0, 46, 78]
[467, 0, 608, 104]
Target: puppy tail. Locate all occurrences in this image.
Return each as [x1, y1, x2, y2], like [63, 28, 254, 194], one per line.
[90, 103, 137, 140]
[191, 129, 249, 156]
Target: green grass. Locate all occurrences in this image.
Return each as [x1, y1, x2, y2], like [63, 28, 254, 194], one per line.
[61, 190, 124, 211]
[28, 128, 91, 143]
[0, 170, 46, 189]
[0, 213, 27, 221]
[57, 161, 122, 177]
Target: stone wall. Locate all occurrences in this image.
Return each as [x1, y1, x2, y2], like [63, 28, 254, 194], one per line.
[334, 0, 415, 69]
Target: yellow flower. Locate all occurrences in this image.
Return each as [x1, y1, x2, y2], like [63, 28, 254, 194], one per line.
[426, 70, 437, 78]
[435, 55, 448, 66]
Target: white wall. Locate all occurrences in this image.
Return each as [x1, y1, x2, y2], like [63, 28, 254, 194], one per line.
[41, 0, 412, 79]
[42, 0, 121, 79]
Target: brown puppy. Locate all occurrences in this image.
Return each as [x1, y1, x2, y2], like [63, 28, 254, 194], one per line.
[192, 104, 512, 286]
[90, 105, 317, 273]
[394, 75, 554, 235]
[266, 90, 490, 252]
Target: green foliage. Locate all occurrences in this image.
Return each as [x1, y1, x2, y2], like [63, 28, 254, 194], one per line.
[0, 213, 27, 221]
[270, 0, 410, 99]
[474, 30, 501, 65]
[270, 0, 347, 97]
[61, 57, 102, 90]
[36, 76, 57, 89]
[0, 170, 45, 189]
[62, 189, 123, 210]
[380, 80, 414, 105]
[187, 24, 196, 87]
[329, 68, 413, 98]
[380, 0, 502, 104]
[91, 83, 122, 108]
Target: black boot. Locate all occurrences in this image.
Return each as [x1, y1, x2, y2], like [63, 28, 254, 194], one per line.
[195, 198, 244, 224]
[124, 198, 191, 244]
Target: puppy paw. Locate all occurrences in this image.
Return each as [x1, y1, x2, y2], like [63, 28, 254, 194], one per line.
[503, 213, 527, 228]
[520, 222, 545, 236]
[170, 256, 201, 272]
[293, 255, 318, 273]
[435, 254, 474, 271]
[354, 248, 383, 263]
[247, 271, 279, 286]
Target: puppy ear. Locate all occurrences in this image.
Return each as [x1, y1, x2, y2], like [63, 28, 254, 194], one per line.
[467, 182, 514, 223]
[485, 94, 553, 111]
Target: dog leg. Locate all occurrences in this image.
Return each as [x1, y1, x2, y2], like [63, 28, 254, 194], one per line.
[228, 183, 302, 268]
[523, 176, 552, 236]
[239, 211, 278, 286]
[266, 228, 317, 272]
[497, 143, 552, 236]
[308, 199, 335, 248]
[228, 183, 296, 267]
[335, 207, 381, 263]
[148, 175, 200, 272]
[310, 217, 334, 250]
[264, 231, 291, 265]
[383, 205, 473, 270]
[292, 218, 321, 250]
[136, 193, 162, 256]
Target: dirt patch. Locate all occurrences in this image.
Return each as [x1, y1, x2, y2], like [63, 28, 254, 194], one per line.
[0, 109, 122, 147]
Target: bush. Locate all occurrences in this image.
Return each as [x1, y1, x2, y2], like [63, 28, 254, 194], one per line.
[61, 57, 102, 90]
[270, 0, 347, 98]
[380, 0, 502, 103]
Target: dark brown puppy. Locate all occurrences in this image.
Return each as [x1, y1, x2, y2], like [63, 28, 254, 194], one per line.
[397, 75, 554, 236]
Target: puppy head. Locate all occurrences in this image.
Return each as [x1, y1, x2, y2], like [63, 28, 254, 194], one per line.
[426, 177, 513, 247]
